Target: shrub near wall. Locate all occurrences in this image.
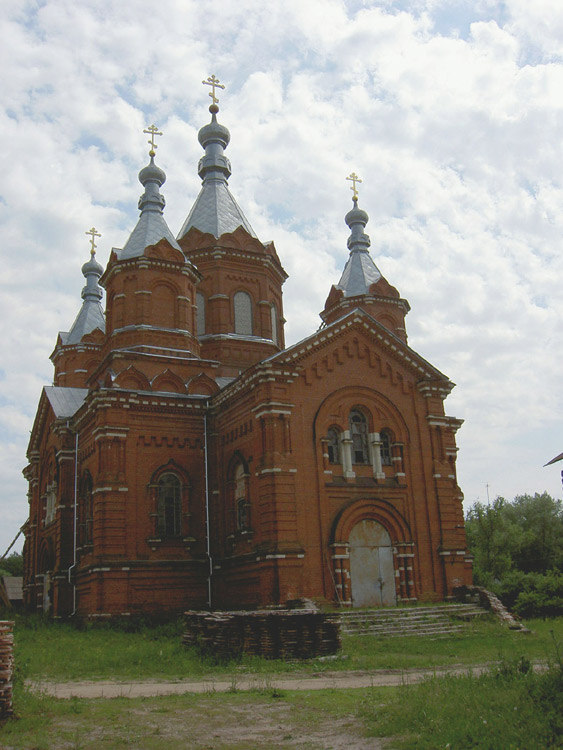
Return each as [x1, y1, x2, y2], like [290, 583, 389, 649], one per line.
[0, 621, 14, 720]
[495, 570, 563, 618]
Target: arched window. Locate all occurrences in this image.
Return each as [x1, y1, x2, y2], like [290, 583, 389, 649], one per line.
[235, 463, 250, 531]
[196, 291, 205, 336]
[327, 427, 341, 464]
[271, 303, 278, 346]
[234, 291, 253, 335]
[157, 473, 182, 538]
[380, 430, 392, 466]
[349, 409, 369, 464]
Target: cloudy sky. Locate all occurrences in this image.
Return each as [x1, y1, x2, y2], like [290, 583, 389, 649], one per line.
[1, 0, 562, 555]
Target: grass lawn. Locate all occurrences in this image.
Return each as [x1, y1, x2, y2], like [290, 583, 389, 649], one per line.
[6, 612, 562, 681]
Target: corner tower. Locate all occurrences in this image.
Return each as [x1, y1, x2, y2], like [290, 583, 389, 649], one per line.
[51, 230, 106, 387]
[96, 127, 220, 391]
[178, 78, 287, 377]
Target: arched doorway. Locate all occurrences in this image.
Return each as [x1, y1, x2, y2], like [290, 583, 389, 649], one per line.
[349, 519, 396, 607]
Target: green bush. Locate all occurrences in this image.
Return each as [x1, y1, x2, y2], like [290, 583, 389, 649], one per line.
[494, 570, 563, 618]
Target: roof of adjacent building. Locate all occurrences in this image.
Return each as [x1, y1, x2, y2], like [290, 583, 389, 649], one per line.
[2, 577, 23, 602]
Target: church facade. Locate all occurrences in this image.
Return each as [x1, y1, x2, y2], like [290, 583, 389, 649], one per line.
[23, 91, 472, 618]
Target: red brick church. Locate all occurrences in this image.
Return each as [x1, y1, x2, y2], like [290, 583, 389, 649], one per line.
[23, 83, 472, 617]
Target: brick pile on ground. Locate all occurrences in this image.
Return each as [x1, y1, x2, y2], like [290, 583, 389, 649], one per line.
[454, 585, 529, 632]
[0, 621, 14, 720]
[183, 609, 341, 660]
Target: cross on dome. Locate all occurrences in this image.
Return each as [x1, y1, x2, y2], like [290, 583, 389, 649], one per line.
[143, 124, 163, 157]
[85, 227, 101, 256]
[202, 74, 225, 110]
[346, 172, 362, 201]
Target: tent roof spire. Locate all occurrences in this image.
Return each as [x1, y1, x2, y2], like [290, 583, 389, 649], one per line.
[117, 125, 182, 260]
[177, 76, 256, 240]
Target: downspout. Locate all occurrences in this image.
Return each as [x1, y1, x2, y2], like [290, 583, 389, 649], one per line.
[68, 428, 78, 616]
[203, 406, 212, 610]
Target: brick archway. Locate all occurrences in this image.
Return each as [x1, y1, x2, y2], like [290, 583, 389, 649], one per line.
[330, 499, 416, 606]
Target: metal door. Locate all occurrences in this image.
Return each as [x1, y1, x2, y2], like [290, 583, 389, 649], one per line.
[349, 520, 396, 607]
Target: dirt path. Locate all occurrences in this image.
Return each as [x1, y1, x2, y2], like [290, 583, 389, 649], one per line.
[28, 664, 494, 699]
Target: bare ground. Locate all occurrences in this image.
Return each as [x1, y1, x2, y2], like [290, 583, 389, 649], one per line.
[27, 664, 492, 699]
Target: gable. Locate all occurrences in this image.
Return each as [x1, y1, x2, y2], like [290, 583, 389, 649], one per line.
[269, 308, 451, 388]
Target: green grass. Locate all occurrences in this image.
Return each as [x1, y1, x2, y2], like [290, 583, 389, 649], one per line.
[7, 612, 562, 681]
[360, 658, 563, 749]
[340, 616, 563, 671]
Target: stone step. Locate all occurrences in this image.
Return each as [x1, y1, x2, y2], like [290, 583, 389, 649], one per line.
[341, 622, 464, 634]
[341, 624, 465, 636]
[338, 603, 488, 638]
[340, 603, 484, 617]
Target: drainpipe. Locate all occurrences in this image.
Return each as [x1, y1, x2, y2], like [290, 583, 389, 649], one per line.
[68, 429, 78, 616]
[203, 407, 212, 610]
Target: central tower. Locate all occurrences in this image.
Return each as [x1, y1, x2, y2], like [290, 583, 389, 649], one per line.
[178, 79, 287, 377]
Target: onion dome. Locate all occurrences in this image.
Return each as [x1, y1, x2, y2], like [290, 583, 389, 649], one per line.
[66, 243, 105, 344]
[336, 197, 382, 297]
[117, 131, 182, 260]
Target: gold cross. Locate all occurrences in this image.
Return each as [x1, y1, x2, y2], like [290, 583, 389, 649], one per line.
[143, 124, 163, 157]
[346, 172, 362, 201]
[202, 74, 225, 106]
[85, 227, 101, 256]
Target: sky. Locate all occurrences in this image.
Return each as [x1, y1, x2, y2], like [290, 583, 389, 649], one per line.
[1, 0, 563, 556]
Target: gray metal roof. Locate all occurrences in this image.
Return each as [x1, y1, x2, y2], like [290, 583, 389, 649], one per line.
[178, 180, 256, 239]
[177, 109, 256, 240]
[118, 156, 182, 260]
[337, 249, 381, 297]
[65, 251, 105, 344]
[336, 200, 382, 297]
[44, 386, 88, 418]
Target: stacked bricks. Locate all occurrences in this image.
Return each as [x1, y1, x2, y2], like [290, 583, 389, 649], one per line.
[0, 621, 14, 720]
[462, 585, 529, 631]
[183, 609, 341, 660]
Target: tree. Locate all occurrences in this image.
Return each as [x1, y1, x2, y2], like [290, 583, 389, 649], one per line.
[503, 493, 563, 573]
[0, 552, 23, 577]
[465, 497, 514, 586]
[465, 493, 563, 585]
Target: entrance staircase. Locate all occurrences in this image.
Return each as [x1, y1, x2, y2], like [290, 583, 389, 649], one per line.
[339, 603, 488, 638]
